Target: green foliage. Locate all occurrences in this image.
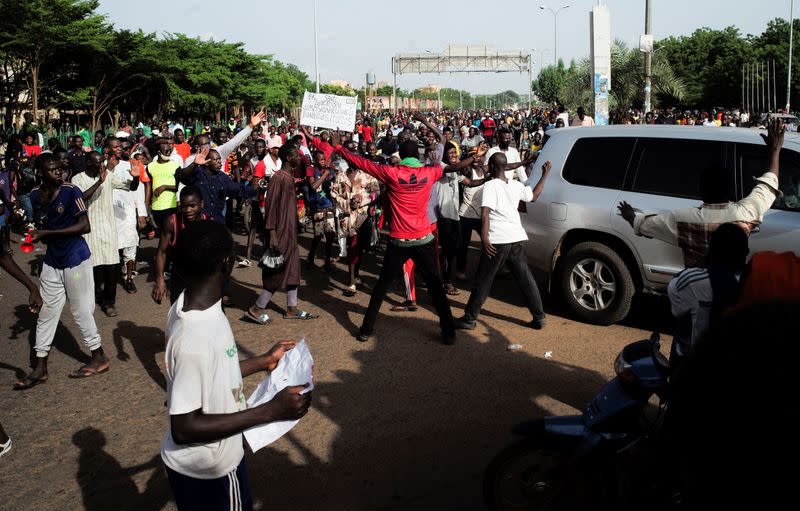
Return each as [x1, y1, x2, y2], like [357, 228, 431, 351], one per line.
[319, 84, 356, 96]
[532, 59, 570, 103]
[659, 27, 753, 107]
[0, 0, 109, 117]
[556, 40, 686, 113]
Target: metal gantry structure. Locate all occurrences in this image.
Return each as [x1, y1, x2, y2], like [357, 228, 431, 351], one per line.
[391, 45, 533, 113]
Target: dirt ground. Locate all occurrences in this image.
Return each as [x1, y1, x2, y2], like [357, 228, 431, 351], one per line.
[0, 231, 672, 510]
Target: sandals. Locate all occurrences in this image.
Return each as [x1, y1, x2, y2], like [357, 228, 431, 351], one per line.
[68, 362, 110, 379]
[0, 438, 11, 459]
[283, 310, 318, 320]
[13, 375, 48, 391]
[245, 307, 272, 325]
[237, 258, 253, 268]
[343, 285, 357, 297]
[444, 284, 461, 296]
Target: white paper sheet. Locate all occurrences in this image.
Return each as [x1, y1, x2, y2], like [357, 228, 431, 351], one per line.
[243, 339, 314, 452]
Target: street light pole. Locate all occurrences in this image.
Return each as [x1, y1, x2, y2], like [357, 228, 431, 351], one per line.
[540, 4, 570, 65]
[643, 0, 653, 115]
[787, 0, 795, 112]
[313, 0, 320, 93]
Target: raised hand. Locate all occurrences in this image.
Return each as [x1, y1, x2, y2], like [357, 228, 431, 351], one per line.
[250, 110, 266, 129]
[761, 117, 785, 152]
[194, 146, 211, 166]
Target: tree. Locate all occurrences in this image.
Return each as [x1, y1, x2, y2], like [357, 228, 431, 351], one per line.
[750, 18, 800, 110]
[532, 59, 570, 103]
[557, 40, 686, 114]
[0, 0, 108, 122]
[659, 27, 753, 108]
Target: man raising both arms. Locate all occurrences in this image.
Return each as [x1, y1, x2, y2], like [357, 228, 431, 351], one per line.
[161, 221, 311, 510]
[457, 154, 552, 331]
[336, 136, 457, 344]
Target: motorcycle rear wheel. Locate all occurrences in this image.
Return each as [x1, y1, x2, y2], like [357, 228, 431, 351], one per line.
[483, 437, 575, 511]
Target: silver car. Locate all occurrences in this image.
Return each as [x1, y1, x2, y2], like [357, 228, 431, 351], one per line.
[523, 125, 800, 325]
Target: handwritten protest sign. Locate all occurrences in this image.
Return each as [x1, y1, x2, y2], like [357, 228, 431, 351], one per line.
[300, 91, 357, 132]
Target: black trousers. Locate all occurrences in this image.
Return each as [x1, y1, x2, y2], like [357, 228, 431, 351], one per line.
[93, 264, 118, 308]
[456, 216, 482, 273]
[360, 239, 455, 337]
[152, 208, 176, 234]
[463, 242, 545, 323]
[437, 217, 461, 284]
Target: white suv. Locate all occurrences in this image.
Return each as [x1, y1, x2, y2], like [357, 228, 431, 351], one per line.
[524, 125, 800, 325]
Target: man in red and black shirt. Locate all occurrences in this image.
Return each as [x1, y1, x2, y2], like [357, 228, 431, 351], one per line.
[336, 139, 456, 344]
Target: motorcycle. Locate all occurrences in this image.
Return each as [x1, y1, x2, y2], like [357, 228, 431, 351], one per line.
[483, 333, 673, 510]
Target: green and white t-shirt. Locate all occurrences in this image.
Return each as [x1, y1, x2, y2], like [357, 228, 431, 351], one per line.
[161, 293, 245, 479]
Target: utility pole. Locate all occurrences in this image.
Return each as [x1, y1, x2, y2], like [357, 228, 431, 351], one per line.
[788, 0, 795, 112]
[313, 0, 320, 93]
[643, 0, 653, 115]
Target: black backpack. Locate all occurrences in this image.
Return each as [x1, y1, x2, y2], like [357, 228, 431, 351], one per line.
[13, 156, 37, 195]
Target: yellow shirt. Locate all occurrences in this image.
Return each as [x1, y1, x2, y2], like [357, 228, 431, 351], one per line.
[147, 159, 180, 211]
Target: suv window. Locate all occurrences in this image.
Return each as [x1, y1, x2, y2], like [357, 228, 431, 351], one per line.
[562, 137, 634, 189]
[738, 144, 800, 212]
[631, 138, 728, 199]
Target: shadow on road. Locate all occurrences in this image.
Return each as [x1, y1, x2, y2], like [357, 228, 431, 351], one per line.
[112, 320, 167, 391]
[72, 427, 168, 511]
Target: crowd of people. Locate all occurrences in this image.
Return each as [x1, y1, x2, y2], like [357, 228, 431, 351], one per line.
[1, 104, 799, 509]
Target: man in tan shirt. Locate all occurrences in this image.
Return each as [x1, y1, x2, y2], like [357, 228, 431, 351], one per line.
[618, 118, 784, 267]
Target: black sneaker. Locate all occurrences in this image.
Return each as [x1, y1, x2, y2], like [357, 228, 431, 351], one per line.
[441, 332, 456, 345]
[455, 316, 477, 330]
[530, 318, 547, 330]
[123, 279, 137, 294]
[356, 332, 371, 342]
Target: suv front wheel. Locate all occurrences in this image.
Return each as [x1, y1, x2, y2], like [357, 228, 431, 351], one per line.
[558, 242, 634, 325]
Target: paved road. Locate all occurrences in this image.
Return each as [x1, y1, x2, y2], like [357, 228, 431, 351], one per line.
[0, 232, 671, 510]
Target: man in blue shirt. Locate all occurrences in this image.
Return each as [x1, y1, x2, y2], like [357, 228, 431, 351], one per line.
[176, 147, 257, 224]
[14, 154, 109, 390]
[305, 149, 335, 272]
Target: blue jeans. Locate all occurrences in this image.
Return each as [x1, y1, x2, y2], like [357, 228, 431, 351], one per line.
[17, 193, 33, 221]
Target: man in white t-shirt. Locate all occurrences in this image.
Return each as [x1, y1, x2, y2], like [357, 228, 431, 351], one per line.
[457, 152, 552, 330]
[483, 128, 535, 183]
[161, 221, 311, 510]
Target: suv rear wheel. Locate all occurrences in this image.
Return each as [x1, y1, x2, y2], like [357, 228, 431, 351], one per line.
[558, 242, 634, 325]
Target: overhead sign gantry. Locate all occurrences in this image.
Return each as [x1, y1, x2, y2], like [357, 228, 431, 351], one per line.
[391, 45, 533, 112]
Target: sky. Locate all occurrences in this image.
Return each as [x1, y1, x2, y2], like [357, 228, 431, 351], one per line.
[99, 0, 792, 95]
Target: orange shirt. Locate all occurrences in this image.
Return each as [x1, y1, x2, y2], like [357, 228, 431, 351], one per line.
[173, 142, 191, 161]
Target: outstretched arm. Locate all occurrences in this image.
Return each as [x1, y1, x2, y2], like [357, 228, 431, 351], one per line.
[413, 111, 442, 143]
[527, 160, 552, 202]
[336, 146, 393, 183]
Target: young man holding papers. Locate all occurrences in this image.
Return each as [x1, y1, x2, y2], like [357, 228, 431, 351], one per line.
[161, 221, 311, 510]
